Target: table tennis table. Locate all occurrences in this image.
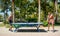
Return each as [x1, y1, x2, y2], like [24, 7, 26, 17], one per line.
[12, 22, 43, 32]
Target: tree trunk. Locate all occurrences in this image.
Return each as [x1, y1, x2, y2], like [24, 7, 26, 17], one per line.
[55, 0, 58, 23]
[38, 0, 41, 23]
[12, 0, 14, 23]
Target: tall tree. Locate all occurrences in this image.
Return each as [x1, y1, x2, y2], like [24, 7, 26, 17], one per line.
[12, 0, 14, 23]
[55, 0, 58, 23]
[38, 0, 41, 22]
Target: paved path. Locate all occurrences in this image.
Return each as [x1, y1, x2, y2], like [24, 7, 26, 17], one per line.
[0, 22, 3, 24]
[0, 26, 60, 36]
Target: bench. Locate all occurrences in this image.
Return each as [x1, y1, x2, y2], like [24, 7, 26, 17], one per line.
[12, 22, 43, 32]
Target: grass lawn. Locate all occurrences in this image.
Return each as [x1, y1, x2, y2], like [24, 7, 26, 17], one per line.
[0, 24, 10, 28]
[0, 24, 5, 27]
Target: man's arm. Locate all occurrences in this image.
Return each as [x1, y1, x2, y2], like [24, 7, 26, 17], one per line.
[7, 16, 10, 21]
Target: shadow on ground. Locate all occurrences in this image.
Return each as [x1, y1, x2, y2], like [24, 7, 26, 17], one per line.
[51, 30, 59, 32]
[17, 29, 47, 32]
[54, 30, 58, 32]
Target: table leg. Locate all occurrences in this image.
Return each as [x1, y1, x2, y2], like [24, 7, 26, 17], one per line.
[37, 24, 40, 32]
[13, 25, 19, 32]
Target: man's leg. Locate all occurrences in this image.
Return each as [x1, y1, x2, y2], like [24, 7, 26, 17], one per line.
[9, 24, 13, 32]
[48, 23, 50, 31]
[10, 26, 12, 30]
[52, 23, 54, 32]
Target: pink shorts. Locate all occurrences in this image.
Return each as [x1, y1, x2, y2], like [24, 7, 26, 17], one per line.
[48, 19, 54, 24]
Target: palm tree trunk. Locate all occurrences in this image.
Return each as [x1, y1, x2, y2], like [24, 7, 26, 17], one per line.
[55, 0, 58, 23]
[12, 0, 14, 23]
[38, 0, 41, 23]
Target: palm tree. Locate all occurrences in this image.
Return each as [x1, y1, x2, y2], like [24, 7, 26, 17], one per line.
[12, 0, 14, 23]
[38, 0, 41, 23]
[55, 0, 58, 23]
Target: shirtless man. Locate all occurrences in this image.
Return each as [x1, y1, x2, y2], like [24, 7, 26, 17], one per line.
[47, 12, 55, 32]
[8, 13, 13, 31]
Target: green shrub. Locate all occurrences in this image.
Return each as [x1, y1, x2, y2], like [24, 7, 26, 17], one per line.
[5, 24, 14, 28]
[0, 24, 4, 27]
[5, 24, 10, 28]
[26, 17, 37, 22]
[3, 20, 9, 24]
[43, 21, 48, 26]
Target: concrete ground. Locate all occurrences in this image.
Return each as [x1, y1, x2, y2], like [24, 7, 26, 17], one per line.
[0, 26, 60, 36]
[0, 22, 3, 24]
